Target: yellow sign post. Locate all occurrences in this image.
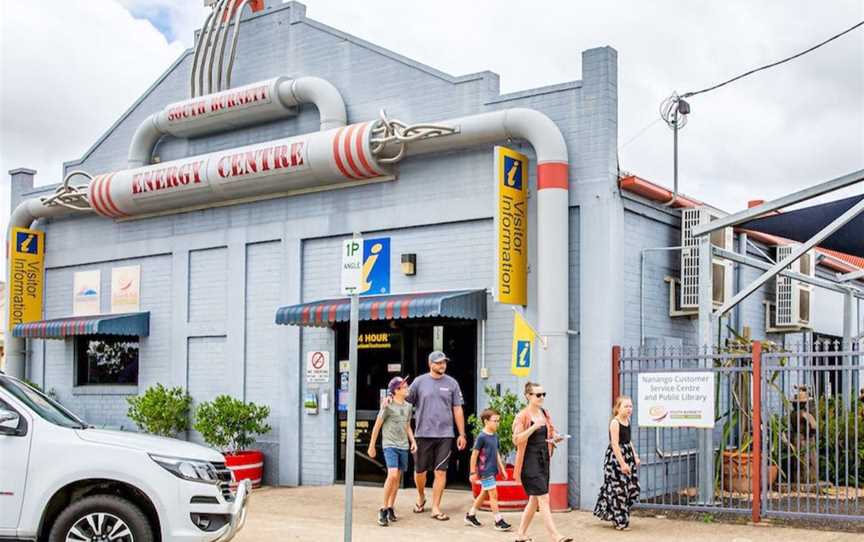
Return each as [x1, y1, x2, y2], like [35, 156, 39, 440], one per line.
[495, 146, 528, 305]
[511, 311, 538, 378]
[8, 227, 45, 330]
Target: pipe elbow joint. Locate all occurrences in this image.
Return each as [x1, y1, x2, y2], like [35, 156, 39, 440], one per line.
[503, 108, 568, 166]
[281, 76, 348, 131]
[127, 113, 166, 168]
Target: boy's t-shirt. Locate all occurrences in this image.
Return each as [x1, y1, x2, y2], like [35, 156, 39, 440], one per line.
[473, 431, 500, 478]
[381, 400, 412, 450]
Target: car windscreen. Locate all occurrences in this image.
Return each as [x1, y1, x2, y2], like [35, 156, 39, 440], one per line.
[0, 377, 86, 429]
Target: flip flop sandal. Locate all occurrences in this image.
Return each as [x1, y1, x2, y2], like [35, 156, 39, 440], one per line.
[557, 538, 574, 542]
[514, 538, 534, 542]
[430, 512, 450, 521]
[413, 498, 426, 513]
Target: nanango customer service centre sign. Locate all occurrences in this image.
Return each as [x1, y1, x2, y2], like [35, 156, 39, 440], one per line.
[637, 372, 715, 429]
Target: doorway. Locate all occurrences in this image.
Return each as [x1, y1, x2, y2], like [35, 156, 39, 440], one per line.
[335, 319, 477, 489]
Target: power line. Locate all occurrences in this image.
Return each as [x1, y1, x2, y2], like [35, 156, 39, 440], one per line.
[683, 19, 864, 99]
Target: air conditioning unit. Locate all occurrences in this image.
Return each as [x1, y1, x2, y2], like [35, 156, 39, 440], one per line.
[665, 276, 696, 317]
[772, 245, 815, 329]
[680, 207, 734, 311]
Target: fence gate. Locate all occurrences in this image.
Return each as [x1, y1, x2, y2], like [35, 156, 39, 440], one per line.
[614, 341, 863, 523]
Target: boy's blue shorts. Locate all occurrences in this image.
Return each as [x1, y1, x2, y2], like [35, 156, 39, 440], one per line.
[480, 476, 497, 491]
[383, 447, 409, 471]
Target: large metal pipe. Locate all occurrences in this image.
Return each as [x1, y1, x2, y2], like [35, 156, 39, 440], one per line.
[96, 121, 390, 219]
[4, 200, 79, 378]
[128, 77, 348, 167]
[403, 108, 570, 509]
[9, 107, 570, 507]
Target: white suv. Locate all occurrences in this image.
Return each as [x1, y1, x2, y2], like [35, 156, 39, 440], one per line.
[0, 372, 250, 542]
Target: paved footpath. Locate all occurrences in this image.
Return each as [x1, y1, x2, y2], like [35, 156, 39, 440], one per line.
[235, 485, 862, 541]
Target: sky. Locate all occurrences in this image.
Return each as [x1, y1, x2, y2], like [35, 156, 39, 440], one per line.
[0, 0, 862, 252]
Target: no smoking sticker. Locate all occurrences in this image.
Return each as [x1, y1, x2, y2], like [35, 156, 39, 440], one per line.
[306, 351, 331, 383]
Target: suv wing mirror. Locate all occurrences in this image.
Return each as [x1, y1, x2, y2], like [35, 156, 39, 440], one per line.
[0, 408, 23, 436]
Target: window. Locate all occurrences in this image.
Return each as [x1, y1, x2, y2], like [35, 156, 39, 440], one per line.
[75, 335, 140, 386]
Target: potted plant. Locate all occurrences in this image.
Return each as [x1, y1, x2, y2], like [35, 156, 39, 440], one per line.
[467, 386, 527, 511]
[126, 384, 192, 437]
[717, 329, 784, 493]
[194, 395, 272, 488]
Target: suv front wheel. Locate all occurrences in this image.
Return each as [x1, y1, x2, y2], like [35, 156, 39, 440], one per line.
[49, 494, 154, 542]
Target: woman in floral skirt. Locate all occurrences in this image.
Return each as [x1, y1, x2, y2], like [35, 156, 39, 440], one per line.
[594, 395, 641, 531]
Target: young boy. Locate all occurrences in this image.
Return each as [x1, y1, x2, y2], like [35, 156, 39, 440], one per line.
[368, 376, 416, 527]
[465, 408, 512, 531]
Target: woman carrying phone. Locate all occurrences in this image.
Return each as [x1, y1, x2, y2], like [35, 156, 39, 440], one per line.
[593, 395, 641, 531]
[511, 382, 572, 542]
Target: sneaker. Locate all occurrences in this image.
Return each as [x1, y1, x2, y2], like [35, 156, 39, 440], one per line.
[494, 518, 512, 531]
[464, 513, 482, 527]
[377, 508, 389, 527]
[387, 507, 398, 523]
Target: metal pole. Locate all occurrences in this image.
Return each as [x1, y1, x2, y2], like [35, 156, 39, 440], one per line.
[343, 291, 359, 541]
[715, 196, 864, 317]
[843, 290, 854, 402]
[697, 230, 714, 504]
[692, 168, 864, 238]
[751, 341, 763, 524]
[343, 231, 362, 542]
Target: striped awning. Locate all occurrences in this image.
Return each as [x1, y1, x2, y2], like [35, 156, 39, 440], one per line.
[12, 312, 150, 339]
[275, 290, 487, 328]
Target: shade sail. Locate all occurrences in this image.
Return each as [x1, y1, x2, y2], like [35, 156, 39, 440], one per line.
[12, 312, 150, 339]
[275, 290, 487, 327]
[740, 194, 864, 258]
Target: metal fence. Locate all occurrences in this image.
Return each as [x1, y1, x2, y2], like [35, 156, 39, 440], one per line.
[613, 340, 864, 523]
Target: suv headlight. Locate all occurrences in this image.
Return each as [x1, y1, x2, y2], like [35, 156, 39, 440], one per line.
[150, 454, 219, 484]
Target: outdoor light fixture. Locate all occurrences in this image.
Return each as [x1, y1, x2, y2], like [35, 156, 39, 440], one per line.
[401, 253, 416, 276]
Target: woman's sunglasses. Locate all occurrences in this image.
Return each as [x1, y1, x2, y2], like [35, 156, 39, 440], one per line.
[531, 392, 547, 398]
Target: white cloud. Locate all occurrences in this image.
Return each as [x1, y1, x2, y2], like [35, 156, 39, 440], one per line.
[0, 0, 189, 275]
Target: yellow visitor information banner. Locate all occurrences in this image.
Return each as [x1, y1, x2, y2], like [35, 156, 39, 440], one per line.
[495, 146, 528, 305]
[8, 227, 45, 329]
[511, 311, 537, 378]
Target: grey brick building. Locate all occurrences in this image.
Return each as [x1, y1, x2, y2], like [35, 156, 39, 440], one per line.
[8, 1, 861, 511]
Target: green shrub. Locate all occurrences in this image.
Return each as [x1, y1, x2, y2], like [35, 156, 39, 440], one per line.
[22, 379, 42, 392]
[126, 384, 192, 437]
[818, 397, 864, 485]
[468, 386, 525, 459]
[193, 395, 271, 453]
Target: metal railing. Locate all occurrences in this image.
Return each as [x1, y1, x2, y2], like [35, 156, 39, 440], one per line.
[613, 340, 864, 523]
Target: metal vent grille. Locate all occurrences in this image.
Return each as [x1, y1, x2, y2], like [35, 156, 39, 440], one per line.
[775, 245, 795, 326]
[680, 208, 702, 309]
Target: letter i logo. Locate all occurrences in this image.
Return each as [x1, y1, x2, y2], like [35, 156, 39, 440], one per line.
[16, 232, 37, 254]
[359, 238, 390, 295]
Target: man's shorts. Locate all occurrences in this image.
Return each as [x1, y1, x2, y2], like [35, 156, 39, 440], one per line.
[383, 447, 409, 471]
[414, 438, 453, 473]
[480, 476, 497, 491]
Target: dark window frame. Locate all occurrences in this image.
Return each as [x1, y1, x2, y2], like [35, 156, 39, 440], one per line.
[74, 334, 141, 387]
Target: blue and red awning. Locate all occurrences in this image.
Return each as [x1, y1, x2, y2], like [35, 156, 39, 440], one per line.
[12, 312, 150, 339]
[275, 290, 487, 327]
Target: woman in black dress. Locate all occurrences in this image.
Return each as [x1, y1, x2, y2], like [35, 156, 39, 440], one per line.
[511, 382, 572, 542]
[594, 395, 641, 530]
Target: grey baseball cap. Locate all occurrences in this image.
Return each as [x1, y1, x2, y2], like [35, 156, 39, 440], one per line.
[428, 351, 449, 363]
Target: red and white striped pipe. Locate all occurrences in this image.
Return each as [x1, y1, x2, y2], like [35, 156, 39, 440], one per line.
[92, 121, 389, 219]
